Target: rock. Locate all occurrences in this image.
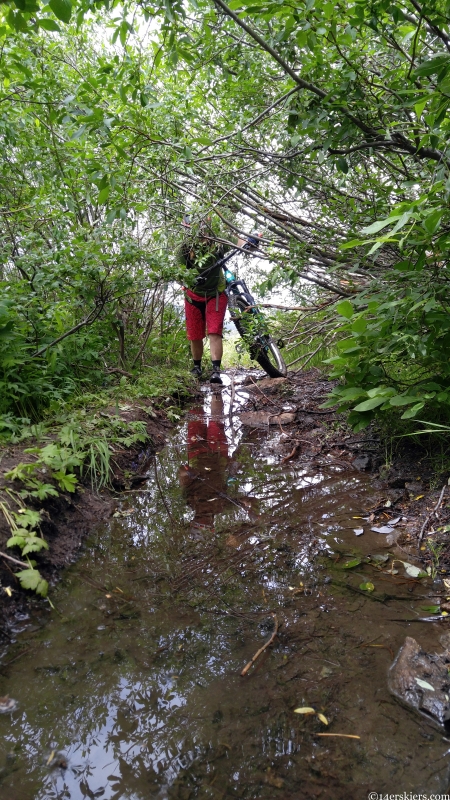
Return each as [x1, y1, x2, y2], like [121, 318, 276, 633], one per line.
[388, 636, 450, 729]
[0, 696, 17, 714]
[352, 454, 372, 471]
[405, 481, 424, 496]
[248, 377, 288, 393]
[239, 411, 296, 428]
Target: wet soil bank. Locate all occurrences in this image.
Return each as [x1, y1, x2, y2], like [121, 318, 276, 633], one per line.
[0, 402, 175, 640]
[244, 368, 450, 577]
[1, 376, 450, 797]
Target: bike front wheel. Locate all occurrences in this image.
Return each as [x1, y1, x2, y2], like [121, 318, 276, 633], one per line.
[250, 337, 287, 378]
[229, 295, 287, 378]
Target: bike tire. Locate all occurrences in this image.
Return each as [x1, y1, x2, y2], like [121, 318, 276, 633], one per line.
[229, 296, 287, 379]
[252, 339, 287, 378]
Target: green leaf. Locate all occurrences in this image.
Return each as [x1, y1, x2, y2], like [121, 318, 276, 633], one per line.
[389, 395, 419, 406]
[49, 0, 72, 23]
[15, 568, 48, 597]
[98, 186, 110, 205]
[336, 157, 348, 174]
[414, 98, 427, 119]
[401, 402, 425, 419]
[52, 471, 78, 492]
[22, 537, 49, 554]
[14, 508, 41, 529]
[339, 239, 366, 250]
[6, 534, 26, 549]
[423, 208, 444, 235]
[342, 558, 361, 569]
[336, 300, 354, 318]
[361, 217, 395, 234]
[351, 317, 367, 333]
[359, 581, 374, 592]
[353, 397, 386, 411]
[38, 17, 62, 31]
[414, 55, 450, 77]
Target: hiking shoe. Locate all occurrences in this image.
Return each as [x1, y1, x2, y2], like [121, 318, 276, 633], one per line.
[210, 369, 223, 385]
[191, 365, 202, 379]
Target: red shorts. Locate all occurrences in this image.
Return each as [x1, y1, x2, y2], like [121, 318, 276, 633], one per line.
[184, 290, 228, 340]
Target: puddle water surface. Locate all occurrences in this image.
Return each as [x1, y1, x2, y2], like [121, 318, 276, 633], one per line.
[1, 387, 449, 798]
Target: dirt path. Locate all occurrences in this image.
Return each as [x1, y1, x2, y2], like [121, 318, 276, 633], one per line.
[1, 368, 448, 645]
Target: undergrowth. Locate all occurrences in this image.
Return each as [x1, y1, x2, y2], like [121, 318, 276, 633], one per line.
[0, 366, 194, 597]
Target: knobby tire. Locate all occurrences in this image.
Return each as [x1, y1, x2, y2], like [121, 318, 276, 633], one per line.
[229, 296, 287, 379]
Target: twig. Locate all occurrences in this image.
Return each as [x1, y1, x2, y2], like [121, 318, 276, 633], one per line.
[229, 373, 236, 421]
[106, 368, 133, 379]
[281, 442, 302, 464]
[418, 485, 446, 549]
[315, 733, 360, 739]
[154, 459, 176, 527]
[0, 551, 29, 569]
[241, 613, 279, 676]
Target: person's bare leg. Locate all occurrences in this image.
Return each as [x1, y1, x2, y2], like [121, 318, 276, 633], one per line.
[209, 334, 223, 362]
[190, 339, 204, 361]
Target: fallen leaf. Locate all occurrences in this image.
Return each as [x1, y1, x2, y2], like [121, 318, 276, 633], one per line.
[414, 494, 424, 500]
[342, 558, 361, 569]
[293, 707, 315, 714]
[402, 562, 426, 578]
[370, 554, 389, 564]
[353, 528, 364, 536]
[415, 677, 435, 692]
[266, 774, 284, 788]
[317, 713, 329, 725]
[46, 751, 55, 765]
[371, 526, 393, 534]
[4, 587, 12, 597]
[359, 582, 375, 592]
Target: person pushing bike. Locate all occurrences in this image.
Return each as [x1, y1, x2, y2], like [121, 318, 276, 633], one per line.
[178, 214, 256, 385]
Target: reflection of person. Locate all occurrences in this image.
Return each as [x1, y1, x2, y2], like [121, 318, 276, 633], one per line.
[177, 215, 247, 385]
[179, 394, 232, 532]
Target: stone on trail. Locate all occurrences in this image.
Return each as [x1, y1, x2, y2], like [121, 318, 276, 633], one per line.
[388, 636, 450, 729]
[238, 410, 296, 428]
[246, 377, 288, 393]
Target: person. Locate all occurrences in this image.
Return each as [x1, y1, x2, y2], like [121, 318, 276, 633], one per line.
[178, 393, 260, 536]
[179, 393, 232, 533]
[178, 215, 247, 385]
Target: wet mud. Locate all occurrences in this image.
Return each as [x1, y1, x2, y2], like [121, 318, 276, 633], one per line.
[1, 375, 450, 798]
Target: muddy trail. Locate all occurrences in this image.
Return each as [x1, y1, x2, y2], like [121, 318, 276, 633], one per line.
[1, 373, 450, 799]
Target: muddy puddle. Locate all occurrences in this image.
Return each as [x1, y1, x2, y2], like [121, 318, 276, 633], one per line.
[1, 383, 450, 798]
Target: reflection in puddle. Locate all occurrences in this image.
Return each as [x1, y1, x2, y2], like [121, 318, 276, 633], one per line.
[0, 386, 449, 798]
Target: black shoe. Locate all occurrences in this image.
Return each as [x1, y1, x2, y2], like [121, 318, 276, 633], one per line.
[210, 369, 223, 385]
[191, 365, 202, 378]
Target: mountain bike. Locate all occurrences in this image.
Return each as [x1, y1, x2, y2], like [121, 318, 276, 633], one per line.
[223, 266, 287, 378]
[191, 240, 287, 378]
